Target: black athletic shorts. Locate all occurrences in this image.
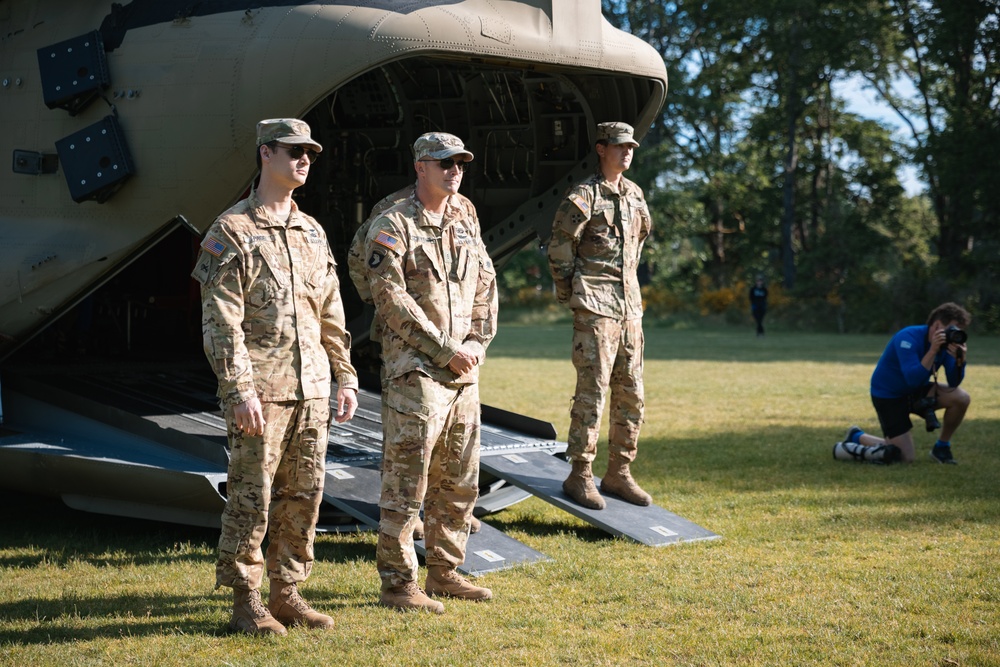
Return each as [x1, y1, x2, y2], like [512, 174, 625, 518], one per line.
[871, 383, 935, 439]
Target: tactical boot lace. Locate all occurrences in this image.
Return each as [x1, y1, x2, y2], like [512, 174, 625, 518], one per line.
[230, 588, 287, 636]
[247, 589, 269, 618]
[270, 584, 335, 629]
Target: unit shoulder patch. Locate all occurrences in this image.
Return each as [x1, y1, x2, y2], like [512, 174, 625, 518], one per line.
[368, 249, 386, 269]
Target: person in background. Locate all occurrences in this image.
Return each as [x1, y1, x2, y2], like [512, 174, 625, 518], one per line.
[834, 302, 971, 465]
[749, 275, 768, 337]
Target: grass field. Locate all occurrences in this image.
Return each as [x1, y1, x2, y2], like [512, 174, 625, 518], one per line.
[2, 324, 998, 666]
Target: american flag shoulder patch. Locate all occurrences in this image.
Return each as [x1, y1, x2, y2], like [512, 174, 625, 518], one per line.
[202, 235, 227, 257]
[373, 231, 400, 250]
[568, 193, 591, 217]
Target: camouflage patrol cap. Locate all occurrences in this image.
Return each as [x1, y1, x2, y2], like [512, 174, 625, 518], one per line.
[412, 132, 474, 162]
[596, 121, 640, 148]
[256, 118, 323, 152]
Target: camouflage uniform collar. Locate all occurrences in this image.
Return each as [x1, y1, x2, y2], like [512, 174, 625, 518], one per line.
[595, 172, 631, 197]
[247, 188, 303, 228]
[412, 191, 462, 228]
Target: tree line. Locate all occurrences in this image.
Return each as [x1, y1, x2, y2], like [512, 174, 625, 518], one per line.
[595, 0, 1000, 333]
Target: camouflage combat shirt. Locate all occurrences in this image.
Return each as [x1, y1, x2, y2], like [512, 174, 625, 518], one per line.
[364, 192, 497, 385]
[348, 184, 416, 307]
[191, 191, 358, 406]
[547, 171, 652, 320]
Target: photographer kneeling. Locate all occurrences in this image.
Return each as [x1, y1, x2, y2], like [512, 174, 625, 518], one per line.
[835, 302, 971, 465]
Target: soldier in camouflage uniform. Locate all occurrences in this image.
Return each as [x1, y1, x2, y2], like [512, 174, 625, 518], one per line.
[347, 183, 483, 540]
[364, 132, 498, 613]
[547, 121, 653, 511]
[192, 119, 359, 635]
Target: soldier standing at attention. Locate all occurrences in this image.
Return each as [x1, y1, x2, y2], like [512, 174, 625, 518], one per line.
[364, 132, 497, 613]
[348, 183, 484, 541]
[547, 121, 653, 511]
[192, 118, 359, 635]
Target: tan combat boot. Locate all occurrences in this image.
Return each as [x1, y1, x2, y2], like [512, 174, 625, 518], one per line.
[562, 460, 606, 509]
[600, 458, 652, 506]
[268, 580, 334, 629]
[379, 581, 445, 614]
[469, 515, 481, 534]
[229, 587, 287, 636]
[425, 566, 493, 601]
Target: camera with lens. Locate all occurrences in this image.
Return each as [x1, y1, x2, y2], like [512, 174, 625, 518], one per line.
[911, 395, 940, 432]
[944, 325, 967, 345]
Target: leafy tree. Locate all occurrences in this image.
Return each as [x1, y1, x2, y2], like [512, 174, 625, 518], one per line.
[600, 0, 999, 331]
[862, 0, 1000, 318]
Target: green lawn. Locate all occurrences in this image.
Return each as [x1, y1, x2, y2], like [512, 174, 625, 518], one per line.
[2, 325, 998, 666]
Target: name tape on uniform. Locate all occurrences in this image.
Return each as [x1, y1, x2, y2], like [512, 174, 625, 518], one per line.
[474, 549, 506, 563]
[501, 453, 528, 464]
[650, 526, 678, 537]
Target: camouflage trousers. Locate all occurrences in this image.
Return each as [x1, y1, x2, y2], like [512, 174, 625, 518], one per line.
[377, 371, 480, 587]
[567, 310, 645, 463]
[216, 398, 330, 590]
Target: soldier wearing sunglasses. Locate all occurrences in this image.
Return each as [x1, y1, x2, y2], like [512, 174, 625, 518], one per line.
[363, 132, 498, 613]
[192, 118, 359, 635]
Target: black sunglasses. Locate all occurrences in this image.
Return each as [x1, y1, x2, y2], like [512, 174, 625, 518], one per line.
[420, 157, 468, 172]
[275, 143, 319, 164]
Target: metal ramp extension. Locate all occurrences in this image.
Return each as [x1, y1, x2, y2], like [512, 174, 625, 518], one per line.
[480, 450, 720, 546]
[322, 464, 550, 577]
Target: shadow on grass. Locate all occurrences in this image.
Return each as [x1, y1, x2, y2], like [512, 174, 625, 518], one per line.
[624, 420, 1000, 529]
[0, 493, 217, 570]
[0, 494, 379, 644]
[2, 414, 995, 646]
[0, 592, 231, 643]
[0, 492, 376, 572]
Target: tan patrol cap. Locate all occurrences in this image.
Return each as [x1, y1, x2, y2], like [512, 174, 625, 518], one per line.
[596, 121, 639, 148]
[412, 132, 474, 162]
[256, 118, 323, 153]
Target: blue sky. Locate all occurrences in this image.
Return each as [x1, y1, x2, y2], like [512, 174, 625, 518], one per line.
[833, 74, 926, 196]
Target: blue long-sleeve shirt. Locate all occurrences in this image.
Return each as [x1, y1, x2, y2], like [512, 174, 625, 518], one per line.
[870, 325, 964, 399]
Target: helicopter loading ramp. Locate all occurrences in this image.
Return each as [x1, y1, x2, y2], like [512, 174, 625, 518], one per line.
[0, 361, 716, 560]
[0, 363, 553, 536]
[322, 464, 550, 576]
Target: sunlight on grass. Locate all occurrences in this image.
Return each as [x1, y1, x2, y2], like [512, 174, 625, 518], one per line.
[2, 327, 998, 666]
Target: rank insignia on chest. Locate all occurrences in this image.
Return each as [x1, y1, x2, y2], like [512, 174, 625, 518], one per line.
[201, 235, 227, 257]
[374, 231, 400, 251]
[568, 193, 591, 217]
